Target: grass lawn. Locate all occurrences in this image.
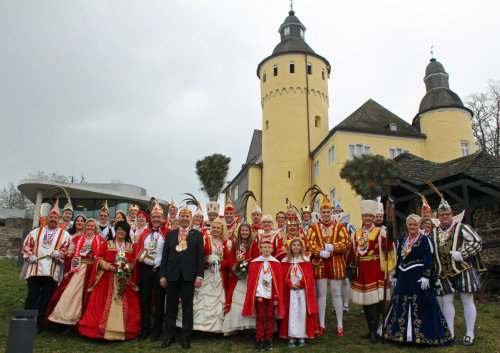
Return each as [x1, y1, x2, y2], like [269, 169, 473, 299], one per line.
[0, 259, 498, 353]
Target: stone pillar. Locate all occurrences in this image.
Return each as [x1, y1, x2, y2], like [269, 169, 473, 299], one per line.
[32, 189, 43, 229]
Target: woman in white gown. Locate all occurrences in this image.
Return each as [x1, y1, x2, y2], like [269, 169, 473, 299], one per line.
[222, 222, 256, 335]
[177, 218, 228, 332]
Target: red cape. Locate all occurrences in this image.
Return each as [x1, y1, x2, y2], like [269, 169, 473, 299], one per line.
[278, 260, 319, 338]
[224, 242, 253, 314]
[242, 258, 284, 318]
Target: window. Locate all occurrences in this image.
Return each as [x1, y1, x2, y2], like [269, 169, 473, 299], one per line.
[263, 72, 266, 83]
[288, 171, 291, 178]
[234, 185, 239, 200]
[329, 188, 336, 205]
[290, 62, 295, 73]
[348, 144, 372, 159]
[315, 116, 321, 128]
[300, 28, 304, 38]
[313, 161, 319, 178]
[307, 63, 312, 75]
[328, 145, 335, 165]
[314, 199, 320, 212]
[389, 147, 409, 159]
[461, 142, 471, 156]
[284, 27, 290, 36]
[322, 69, 325, 80]
[265, 120, 269, 130]
[389, 122, 397, 132]
[273, 65, 278, 76]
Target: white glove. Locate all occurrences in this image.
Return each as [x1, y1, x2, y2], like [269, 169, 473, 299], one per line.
[29, 255, 38, 263]
[451, 251, 463, 262]
[324, 243, 334, 252]
[417, 277, 430, 290]
[51, 250, 60, 259]
[389, 274, 397, 288]
[143, 258, 154, 266]
[319, 250, 330, 259]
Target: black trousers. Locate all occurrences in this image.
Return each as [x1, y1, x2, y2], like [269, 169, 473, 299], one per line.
[25, 276, 55, 325]
[363, 301, 383, 333]
[139, 264, 165, 332]
[165, 279, 194, 342]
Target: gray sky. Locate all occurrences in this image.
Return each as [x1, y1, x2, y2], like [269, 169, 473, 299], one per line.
[1, 0, 499, 208]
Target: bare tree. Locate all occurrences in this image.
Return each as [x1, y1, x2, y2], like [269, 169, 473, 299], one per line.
[466, 80, 500, 156]
[0, 182, 34, 214]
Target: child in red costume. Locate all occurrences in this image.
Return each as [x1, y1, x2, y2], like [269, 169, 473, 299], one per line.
[242, 239, 284, 352]
[279, 238, 319, 347]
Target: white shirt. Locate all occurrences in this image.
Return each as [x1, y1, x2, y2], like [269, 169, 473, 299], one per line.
[254, 255, 279, 299]
[143, 229, 165, 268]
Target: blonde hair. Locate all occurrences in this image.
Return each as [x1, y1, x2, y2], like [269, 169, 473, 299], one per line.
[406, 213, 422, 225]
[262, 214, 273, 223]
[210, 218, 228, 241]
[84, 218, 99, 235]
[285, 238, 306, 262]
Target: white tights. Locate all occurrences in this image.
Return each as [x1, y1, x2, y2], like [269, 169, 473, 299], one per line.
[341, 277, 350, 308]
[315, 278, 343, 329]
[441, 293, 476, 339]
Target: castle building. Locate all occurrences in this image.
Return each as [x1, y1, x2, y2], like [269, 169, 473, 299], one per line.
[224, 8, 475, 226]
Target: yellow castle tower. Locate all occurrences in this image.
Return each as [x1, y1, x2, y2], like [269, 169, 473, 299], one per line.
[257, 8, 331, 215]
[414, 58, 476, 162]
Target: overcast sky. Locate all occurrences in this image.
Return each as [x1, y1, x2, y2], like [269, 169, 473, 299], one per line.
[1, 0, 499, 208]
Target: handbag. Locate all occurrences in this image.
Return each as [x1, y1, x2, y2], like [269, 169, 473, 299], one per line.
[346, 261, 359, 280]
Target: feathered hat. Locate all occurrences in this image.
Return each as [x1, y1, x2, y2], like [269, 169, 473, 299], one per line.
[100, 200, 110, 215]
[300, 205, 312, 214]
[418, 193, 432, 213]
[302, 185, 331, 210]
[49, 198, 60, 216]
[426, 181, 452, 214]
[179, 204, 192, 216]
[150, 198, 164, 215]
[183, 193, 203, 217]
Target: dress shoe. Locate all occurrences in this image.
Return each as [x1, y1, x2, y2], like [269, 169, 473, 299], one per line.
[256, 340, 264, 352]
[181, 340, 190, 349]
[369, 331, 378, 344]
[161, 338, 176, 348]
[336, 327, 344, 337]
[139, 328, 150, 340]
[151, 330, 161, 342]
[462, 336, 475, 346]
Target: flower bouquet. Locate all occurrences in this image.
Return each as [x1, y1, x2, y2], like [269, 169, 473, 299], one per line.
[232, 260, 249, 280]
[115, 257, 132, 300]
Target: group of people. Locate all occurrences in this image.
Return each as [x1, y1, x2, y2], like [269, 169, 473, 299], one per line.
[20, 189, 485, 350]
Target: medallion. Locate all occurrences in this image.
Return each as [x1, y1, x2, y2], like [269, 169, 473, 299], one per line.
[291, 275, 299, 284]
[176, 244, 183, 252]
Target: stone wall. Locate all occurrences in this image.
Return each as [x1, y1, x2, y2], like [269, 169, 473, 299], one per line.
[0, 218, 31, 258]
[473, 203, 500, 266]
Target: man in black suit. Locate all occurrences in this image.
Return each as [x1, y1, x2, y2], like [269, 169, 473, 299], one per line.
[159, 207, 204, 349]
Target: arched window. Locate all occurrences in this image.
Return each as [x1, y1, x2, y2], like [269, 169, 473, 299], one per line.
[315, 116, 321, 128]
[273, 65, 278, 76]
[263, 72, 266, 83]
[290, 62, 295, 73]
[307, 63, 312, 75]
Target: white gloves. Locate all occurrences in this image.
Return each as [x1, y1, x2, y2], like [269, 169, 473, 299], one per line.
[29, 255, 38, 263]
[51, 250, 60, 259]
[319, 250, 330, 259]
[451, 251, 464, 262]
[389, 274, 397, 288]
[417, 277, 430, 290]
[143, 258, 154, 266]
[324, 243, 334, 252]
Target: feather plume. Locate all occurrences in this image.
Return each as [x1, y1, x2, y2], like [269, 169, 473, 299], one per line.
[423, 180, 444, 199]
[47, 186, 71, 204]
[182, 193, 200, 207]
[239, 190, 257, 211]
[301, 185, 324, 208]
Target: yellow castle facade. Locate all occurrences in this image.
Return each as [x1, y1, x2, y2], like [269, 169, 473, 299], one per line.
[224, 9, 475, 227]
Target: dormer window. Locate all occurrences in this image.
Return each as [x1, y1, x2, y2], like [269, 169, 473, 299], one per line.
[300, 28, 304, 38]
[284, 27, 290, 37]
[389, 123, 397, 132]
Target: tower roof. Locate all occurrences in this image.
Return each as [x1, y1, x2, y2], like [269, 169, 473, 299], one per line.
[418, 58, 465, 115]
[257, 9, 330, 77]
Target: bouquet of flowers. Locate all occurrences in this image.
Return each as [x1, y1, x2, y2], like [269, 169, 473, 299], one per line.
[206, 254, 222, 265]
[232, 260, 249, 280]
[115, 257, 132, 300]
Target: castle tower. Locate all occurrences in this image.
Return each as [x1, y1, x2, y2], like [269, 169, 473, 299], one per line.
[414, 58, 475, 162]
[257, 8, 330, 214]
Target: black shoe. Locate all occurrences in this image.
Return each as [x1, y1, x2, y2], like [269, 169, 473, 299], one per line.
[369, 331, 378, 344]
[139, 328, 151, 340]
[151, 330, 161, 342]
[264, 339, 273, 351]
[256, 340, 264, 352]
[181, 340, 190, 349]
[462, 336, 475, 346]
[36, 325, 45, 335]
[161, 338, 176, 348]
